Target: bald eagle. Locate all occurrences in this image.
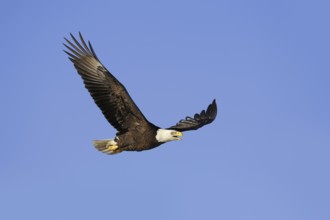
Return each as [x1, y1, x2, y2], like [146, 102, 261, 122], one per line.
[64, 33, 217, 155]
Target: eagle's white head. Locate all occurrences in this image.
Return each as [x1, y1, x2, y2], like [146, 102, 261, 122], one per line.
[156, 129, 183, 143]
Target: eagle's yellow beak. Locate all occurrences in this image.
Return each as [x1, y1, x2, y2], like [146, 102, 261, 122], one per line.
[174, 131, 183, 140]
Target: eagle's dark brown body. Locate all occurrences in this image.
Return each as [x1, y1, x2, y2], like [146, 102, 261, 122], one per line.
[115, 123, 162, 152]
[64, 33, 217, 155]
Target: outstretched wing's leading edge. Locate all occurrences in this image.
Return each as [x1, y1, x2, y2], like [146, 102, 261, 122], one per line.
[63, 33, 149, 132]
[169, 99, 217, 132]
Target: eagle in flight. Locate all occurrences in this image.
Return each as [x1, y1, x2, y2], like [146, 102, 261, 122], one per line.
[64, 33, 217, 155]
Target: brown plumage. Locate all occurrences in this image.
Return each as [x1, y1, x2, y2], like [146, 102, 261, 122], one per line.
[64, 33, 217, 155]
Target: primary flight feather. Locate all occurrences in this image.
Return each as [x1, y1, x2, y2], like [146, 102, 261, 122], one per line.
[64, 33, 217, 155]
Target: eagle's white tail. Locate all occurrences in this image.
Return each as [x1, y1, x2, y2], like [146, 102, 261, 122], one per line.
[92, 139, 122, 155]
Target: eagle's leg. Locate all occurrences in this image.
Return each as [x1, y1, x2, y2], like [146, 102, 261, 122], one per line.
[93, 139, 122, 155]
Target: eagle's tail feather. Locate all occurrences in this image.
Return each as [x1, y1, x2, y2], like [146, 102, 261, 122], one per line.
[92, 139, 122, 155]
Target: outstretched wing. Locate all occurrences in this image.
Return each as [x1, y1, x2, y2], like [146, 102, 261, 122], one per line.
[168, 99, 217, 132]
[64, 33, 149, 132]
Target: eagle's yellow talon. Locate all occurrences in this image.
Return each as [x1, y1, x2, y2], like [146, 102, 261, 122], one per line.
[109, 149, 123, 155]
[107, 145, 118, 151]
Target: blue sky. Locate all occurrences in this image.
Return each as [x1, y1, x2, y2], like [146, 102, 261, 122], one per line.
[1, 0, 329, 219]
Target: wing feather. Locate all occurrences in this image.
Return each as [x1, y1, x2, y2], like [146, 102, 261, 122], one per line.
[64, 33, 150, 132]
[168, 99, 217, 132]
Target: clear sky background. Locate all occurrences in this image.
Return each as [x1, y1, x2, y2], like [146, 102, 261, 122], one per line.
[1, 0, 329, 219]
